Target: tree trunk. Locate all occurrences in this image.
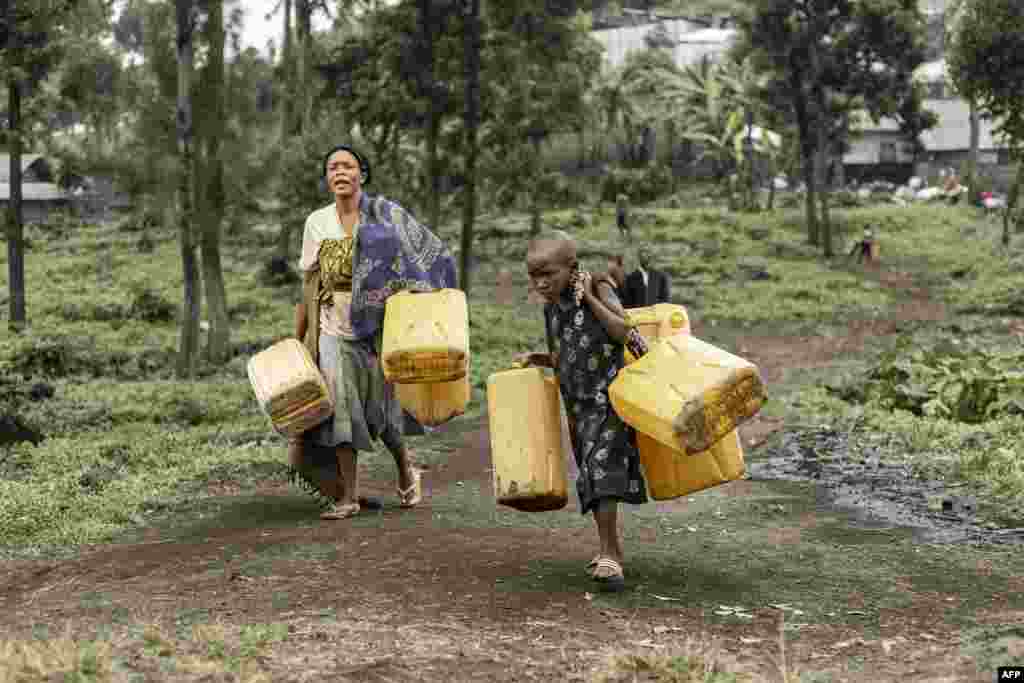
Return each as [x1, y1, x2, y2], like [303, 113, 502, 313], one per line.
[275, 0, 295, 262]
[419, 0, 442, 231]
[458, 0, 480, 295]
[666, 119, 678, 193]
[176, 0, 201, 379]
[815, 125, 832, 257]
[295, 0, 312, 134]
[199, 0, 230, 364]
[802, 147, 819, 247]
[1003, 159, 1023, 248]
[967, 97, 980, 205]
[279, 0, 294, 142]
[6, 76, 26, 332]
[530, 137, 543, 236]
[791, 84, 818, 245]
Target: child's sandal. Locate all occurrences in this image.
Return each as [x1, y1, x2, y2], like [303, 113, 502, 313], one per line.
[398, 468, 422, 508]
[592, 558, 626, 593]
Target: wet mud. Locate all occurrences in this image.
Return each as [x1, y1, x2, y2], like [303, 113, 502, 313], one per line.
[748, 427, 1024, 546]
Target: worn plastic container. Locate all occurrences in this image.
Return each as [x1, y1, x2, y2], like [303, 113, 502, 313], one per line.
[619, 310, 744, 498]
[637, 429, 745, 500]
[248, 338, 334, 438]
[394, 370, 471, 427]
[624, 303, 691, 363]
[486, 368, 568, 512]
[382, 288, 469, 384]
[609, 335, 766, 455]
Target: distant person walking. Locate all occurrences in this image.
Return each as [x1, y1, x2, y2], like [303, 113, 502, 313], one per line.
[615, 193, 630, 239]
[848, 226, 875, 264]
[622, 247, 670, 308]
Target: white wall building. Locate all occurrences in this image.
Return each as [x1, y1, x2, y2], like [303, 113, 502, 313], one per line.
[590, 19, 736, 72]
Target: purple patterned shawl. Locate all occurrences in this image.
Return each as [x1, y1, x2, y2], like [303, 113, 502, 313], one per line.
[349, 193, 458, 343]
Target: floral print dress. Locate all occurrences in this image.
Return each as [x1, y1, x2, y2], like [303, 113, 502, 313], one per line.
[544, 288, 648, 515]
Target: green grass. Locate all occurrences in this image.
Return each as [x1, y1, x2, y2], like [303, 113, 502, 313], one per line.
[477, 477, 1022, 628]
[2, 199, 1023, 550]
[544, 202, 1024, 324]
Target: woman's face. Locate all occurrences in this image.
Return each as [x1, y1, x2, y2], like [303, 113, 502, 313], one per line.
[326, 150, 362, 200]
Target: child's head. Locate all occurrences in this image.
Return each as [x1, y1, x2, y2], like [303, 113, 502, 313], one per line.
[527, 230, 578, 304]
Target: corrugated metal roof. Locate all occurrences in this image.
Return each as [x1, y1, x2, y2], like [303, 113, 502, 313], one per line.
[0, 154, 46, 182]
[0, 182, 71, 202]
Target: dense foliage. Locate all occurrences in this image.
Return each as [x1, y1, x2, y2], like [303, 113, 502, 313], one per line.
[829, 338, 1024, 424]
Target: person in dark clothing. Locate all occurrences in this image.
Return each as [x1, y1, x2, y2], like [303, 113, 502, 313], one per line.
[622, 247, 670, 308]
[615, 194, 630, 239]
[848, 227, 874, 264]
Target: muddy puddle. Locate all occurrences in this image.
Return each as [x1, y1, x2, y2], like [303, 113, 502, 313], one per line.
[748, 427, 1024, 546]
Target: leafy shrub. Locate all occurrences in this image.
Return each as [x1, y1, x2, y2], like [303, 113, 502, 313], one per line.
[59, 302, 127, 323]
[129, 287, 176, 323]
[117, 207, 163, 233]
[828, 337, 1024, 423]
[6, 337, 83, 378]
[831, 189, 867, 208]
[541, 172, 591, 208]
[601, 165, 674, 204]
[3, 335, 174, 381]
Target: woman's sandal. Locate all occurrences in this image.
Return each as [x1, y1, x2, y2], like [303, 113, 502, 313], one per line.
[320, 501, 360, 520]
[397, 468, 422, 508]
[592, 558, 626, 593]
[586, 556, 602, 576]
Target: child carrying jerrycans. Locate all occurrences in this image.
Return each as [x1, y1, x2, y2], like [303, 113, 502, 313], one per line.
[509, 230, 650, 593]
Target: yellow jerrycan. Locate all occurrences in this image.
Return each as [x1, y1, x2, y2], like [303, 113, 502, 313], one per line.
[610, 335, 765, 455]
[636, 424, 745, 500]
[619, 309, 745, 499]
[623, 303, 691, 363]
[247, 338, 334, 438]
[394, 368, 472, 427]
[486, 368, 569, 512]
[382, 288, 469, 384]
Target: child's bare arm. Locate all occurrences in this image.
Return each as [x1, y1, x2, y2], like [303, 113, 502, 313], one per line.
[584, 278, 629, 343]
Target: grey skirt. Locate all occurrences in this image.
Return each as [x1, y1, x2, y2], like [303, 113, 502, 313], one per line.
[304, 333, 406, 453]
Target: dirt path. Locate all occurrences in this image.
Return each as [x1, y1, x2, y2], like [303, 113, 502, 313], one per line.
[699, 267, 948, 448]
[2, 267, 1019, 682]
